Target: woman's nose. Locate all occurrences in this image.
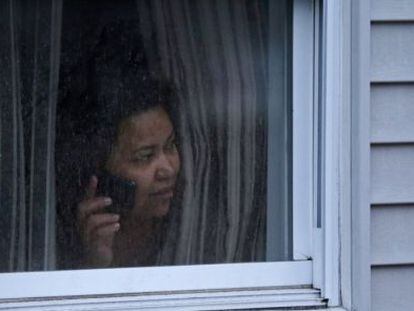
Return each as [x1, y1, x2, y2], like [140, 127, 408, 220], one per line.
[155, 153, 176, 180]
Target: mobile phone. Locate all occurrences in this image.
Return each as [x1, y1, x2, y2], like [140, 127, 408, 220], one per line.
[95, 171, 136, 215]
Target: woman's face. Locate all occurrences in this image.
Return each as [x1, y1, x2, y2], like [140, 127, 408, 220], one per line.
[106, 106, 180, 219]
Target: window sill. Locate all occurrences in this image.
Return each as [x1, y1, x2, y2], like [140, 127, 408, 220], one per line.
[0, 287, 326, 310]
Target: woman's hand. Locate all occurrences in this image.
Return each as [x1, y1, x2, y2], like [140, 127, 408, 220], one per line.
[77, 175, 120, 268]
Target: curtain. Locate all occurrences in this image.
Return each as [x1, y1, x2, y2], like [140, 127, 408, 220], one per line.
[0, 0, 62, 272]
[138, 0, 277, 264]
[0, 0, 291, 270]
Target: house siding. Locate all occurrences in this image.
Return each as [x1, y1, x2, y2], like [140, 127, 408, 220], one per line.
[371, 1, 414, 310]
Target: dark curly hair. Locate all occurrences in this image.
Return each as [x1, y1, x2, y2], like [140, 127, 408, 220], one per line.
[60, 19, 178, 178]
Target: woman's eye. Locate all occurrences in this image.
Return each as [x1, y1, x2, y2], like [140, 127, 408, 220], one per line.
[131, 150, 154, 162]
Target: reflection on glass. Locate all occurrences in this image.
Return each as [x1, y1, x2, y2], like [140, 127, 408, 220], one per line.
[0, 0, 291, 271]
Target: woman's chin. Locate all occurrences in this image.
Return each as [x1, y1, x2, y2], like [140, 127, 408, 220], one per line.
[131, 201, 170, 220]
[151, 201, 171, 218]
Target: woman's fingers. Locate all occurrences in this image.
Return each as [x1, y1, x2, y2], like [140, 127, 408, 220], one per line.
[78, 175, 113, 227]
[91, 222, 120, 241]
[84, 222, 120, 268]
[77, 175, 120, 267]
[77, 196, 112, 223]
[84, 213, 120, 241]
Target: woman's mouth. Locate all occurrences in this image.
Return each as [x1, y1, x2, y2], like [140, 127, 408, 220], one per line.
[150, 187, 174, 199]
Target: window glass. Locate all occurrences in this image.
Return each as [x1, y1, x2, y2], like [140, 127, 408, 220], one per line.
[0, 0, 292, 271]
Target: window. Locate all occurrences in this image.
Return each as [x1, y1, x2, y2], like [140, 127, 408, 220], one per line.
[2, 0, 291, 271]
[0, 0, 344, 309]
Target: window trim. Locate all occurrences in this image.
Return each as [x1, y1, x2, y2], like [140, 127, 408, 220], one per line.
[312, 0, 342, 304]
[292, 0, 315, 262]
[347, 0, 372, 310]
[0, 262, 312, 299]
[311, 0, 346, 306]
[0, 0, 353, 309]
[1, 287, 325, 311]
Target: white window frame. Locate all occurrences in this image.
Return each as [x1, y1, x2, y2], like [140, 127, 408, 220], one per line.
[0, 0, 351, 310]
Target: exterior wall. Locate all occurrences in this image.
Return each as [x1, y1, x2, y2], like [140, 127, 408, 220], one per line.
[370, 1, 414, 310]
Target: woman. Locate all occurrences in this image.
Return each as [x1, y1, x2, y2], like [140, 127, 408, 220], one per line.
[77, 80, 181, 268]
[57, 20, 182, 268]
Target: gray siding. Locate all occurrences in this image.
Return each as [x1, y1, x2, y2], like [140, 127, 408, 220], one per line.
[371, 24, 414, 82]
[371, 1, 414, 310]
[371, 0, 414, 21]
[372, 266, 414, 311]
[371, 206, 414, 265]
[371, 84, 414, 143]
[371, 145, 414, 204]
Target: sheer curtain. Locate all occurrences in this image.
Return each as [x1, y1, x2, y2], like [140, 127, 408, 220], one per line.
[138, 0, 278, 264]
[0, 0, 62, 272]
[0, 0, 290, 271]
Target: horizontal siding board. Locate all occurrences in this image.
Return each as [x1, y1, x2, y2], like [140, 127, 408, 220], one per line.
[372, 266, 414, 311]
[371, 84, 414, 143]
[371, 145, 414, 204]
[371, 205, 414, 265]
[371, 23, 414, 82]
[371, 0, 414, 21]
[370, 4, 414, 311]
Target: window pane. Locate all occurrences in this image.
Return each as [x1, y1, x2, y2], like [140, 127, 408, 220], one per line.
[0, 0, 292, 271]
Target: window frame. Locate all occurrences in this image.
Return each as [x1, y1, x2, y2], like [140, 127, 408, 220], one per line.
[0, 0, 350, 309]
